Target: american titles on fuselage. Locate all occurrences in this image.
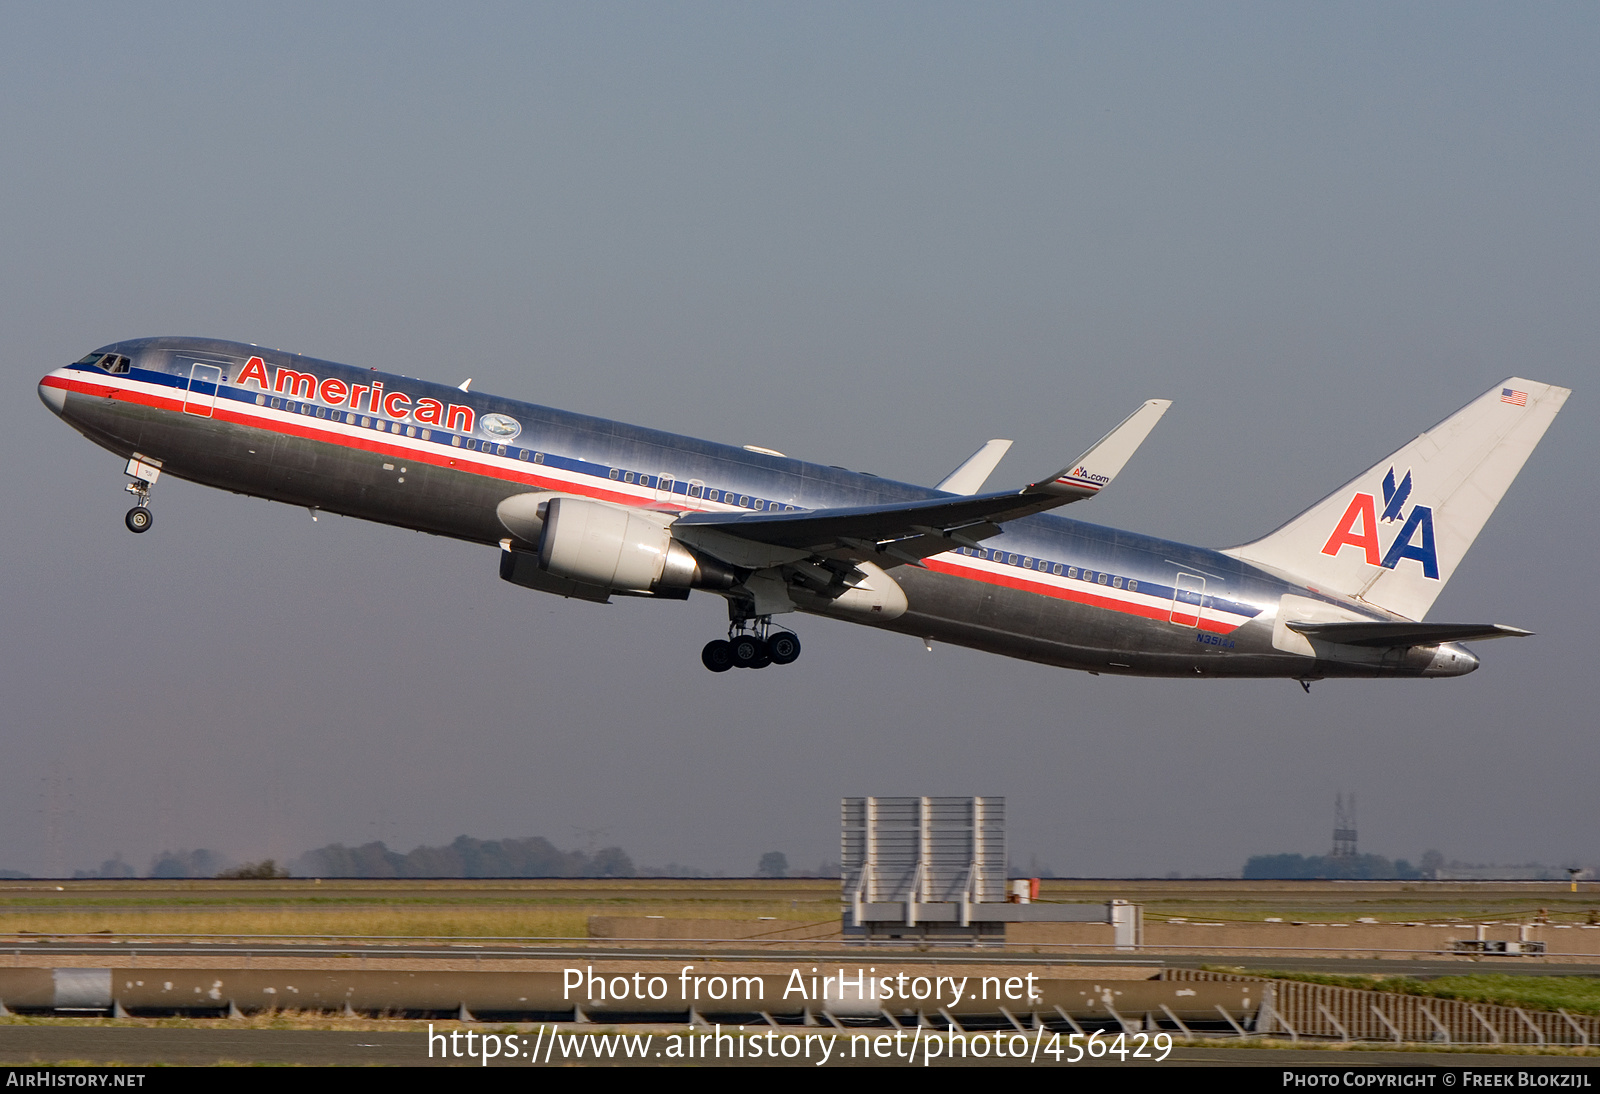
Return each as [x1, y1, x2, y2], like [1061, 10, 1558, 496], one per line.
[236, 355, 482, 436]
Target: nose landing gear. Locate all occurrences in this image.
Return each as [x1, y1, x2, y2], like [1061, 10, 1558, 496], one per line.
[701, 617, 801, 672]
[121, 455, 161, 534]
[124, 481, 154, 533]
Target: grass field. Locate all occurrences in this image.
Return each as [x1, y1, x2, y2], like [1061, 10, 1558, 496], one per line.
[1038, 879, 1600, 926]
[0, 879, 837, 939]
[0, 877, 1594, 940]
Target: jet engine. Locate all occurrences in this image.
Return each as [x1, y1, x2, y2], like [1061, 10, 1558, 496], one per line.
[538, 496, 735, 594]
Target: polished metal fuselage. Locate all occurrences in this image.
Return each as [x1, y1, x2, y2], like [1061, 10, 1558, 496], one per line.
[40, 337, 1471, 679]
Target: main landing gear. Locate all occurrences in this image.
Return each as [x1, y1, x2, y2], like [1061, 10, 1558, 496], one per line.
[701, 618, 802, 672]
[124, 479, 154, 534]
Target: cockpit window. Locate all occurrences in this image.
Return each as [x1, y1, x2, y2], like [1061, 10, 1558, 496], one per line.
[74, 352, 131, 374]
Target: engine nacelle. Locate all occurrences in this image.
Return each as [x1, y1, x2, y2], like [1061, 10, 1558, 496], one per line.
[496, 490, 555, 545]
[538, 497, 735, 593]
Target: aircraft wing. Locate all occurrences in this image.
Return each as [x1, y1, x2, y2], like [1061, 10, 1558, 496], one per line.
[673, 399, 1170, 568]
[1285, 621, 1533, 647]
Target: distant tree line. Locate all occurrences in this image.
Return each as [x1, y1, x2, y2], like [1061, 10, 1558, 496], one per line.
[217, 860, 290, 879]
[291, 835, 636, 878]
[49, 836, 637, 880]
[73, 850, 226, 879]
[1242, 853, 1425, 880]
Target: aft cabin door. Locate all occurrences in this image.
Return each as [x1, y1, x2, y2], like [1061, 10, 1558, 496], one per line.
[183, 363, 222, 417]
[1170, 573, 1205, 628]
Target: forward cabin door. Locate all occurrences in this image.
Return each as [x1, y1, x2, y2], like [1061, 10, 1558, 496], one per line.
[183, 362, 222, 417]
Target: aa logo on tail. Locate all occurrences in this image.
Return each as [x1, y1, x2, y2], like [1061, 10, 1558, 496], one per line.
[1320, 467, 1439, 579]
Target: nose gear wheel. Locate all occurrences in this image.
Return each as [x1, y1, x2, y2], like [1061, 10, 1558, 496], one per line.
[123, 476, 155, 533]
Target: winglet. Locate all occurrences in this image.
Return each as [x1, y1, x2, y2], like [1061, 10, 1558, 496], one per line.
[936, 439, 1014, 495]
[1028, 399, 1171, 498]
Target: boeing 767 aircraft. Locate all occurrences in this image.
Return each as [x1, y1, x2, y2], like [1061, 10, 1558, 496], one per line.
[38, 338, 1568, 683]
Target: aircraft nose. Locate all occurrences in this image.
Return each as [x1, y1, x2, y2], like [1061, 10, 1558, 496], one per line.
[38, 375, 67, 416]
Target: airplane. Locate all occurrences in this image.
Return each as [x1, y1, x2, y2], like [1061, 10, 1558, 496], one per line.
[38, 337, 1569, 684]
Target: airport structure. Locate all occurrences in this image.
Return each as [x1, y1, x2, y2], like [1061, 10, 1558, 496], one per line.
[841, 796, 1140, 945]
[1331, 793, 1358, 859]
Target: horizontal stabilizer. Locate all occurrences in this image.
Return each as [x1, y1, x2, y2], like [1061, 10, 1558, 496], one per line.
[1285, 621, 1532, 648]
[936, 439, 1013, 495]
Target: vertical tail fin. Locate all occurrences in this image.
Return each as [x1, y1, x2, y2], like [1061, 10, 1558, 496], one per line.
[1222, 378, 1570, 620]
